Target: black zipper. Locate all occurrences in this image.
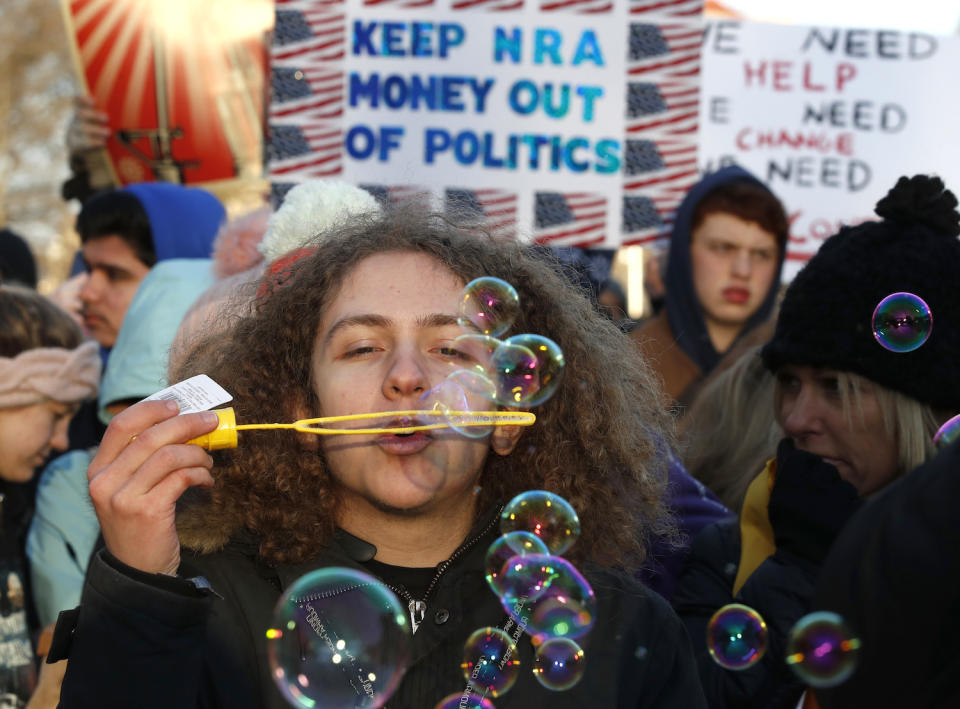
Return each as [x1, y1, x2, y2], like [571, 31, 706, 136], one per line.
[386, 506, 503, 634]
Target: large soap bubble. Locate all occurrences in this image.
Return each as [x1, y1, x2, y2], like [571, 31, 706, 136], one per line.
[485, 531, 550, 596]
[499, 554, 596, 641]
[871, 292, 932, 353]
[267, 567, 412, 708]
[532, 637, 586, 691]
[706, 604, 767, 671]
[786, 611, 860, 688]
[458, 277, 520, 337]
[460, 627, 521, 697]
[500, 490, 580, 555]
[491, 335, 565, 407]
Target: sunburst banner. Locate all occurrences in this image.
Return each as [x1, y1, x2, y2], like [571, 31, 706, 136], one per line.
[62, 0, 273, 188]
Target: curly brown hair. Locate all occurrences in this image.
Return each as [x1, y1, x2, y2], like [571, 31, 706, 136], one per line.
[173, 208, 677, 570]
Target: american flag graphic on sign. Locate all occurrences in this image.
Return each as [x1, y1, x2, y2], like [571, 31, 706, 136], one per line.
[627, 80, 699, 135]
[359, 184, 434, 209]
[628, 22, 703, 79]
[629, 0, 703, 19]
[539, 0, 612, 13]
[533, 192, 607, 247]
[271, 64, 345, 121]
[363, 0, 436, 7]
[273, 3, 346, 61]
[445, 188, 518, 238]
[268, 123, 343, 177]
[450, 0, 524, 11]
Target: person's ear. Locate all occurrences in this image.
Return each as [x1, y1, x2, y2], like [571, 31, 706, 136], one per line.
[491, 419, 525, 457]
[290, 399, 320, 451]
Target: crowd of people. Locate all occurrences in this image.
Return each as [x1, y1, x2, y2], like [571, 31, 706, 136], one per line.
[1, 96, 958, 709]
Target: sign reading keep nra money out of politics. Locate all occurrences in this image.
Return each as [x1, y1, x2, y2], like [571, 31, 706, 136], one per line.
[699, 20, 960, 276]
[269, 0, 705, 248]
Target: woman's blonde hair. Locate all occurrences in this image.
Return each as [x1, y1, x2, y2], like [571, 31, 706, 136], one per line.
[683, 346, 780, 512]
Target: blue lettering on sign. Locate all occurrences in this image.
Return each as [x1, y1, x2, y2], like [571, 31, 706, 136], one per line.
[493, 27, 522, 63]
[506, 80, 605, 120]
[352, 21, 465, 57]
[595, 139, 621, 173]
[572, 30, 604, 66]
[493, 26, 605, 66]
[346, 125, 376, 159]
[350, 73, 495, 113]
[534, 29, 563, 65]
[423, 128, 622, 174]
[345, 125, 405, 161]
[564, 137, 590, 172]
[577, 86, 603, 121]
[508, 80, 538, 114]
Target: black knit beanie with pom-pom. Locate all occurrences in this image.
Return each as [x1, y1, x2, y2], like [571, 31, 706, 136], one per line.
[762, 175, 960, 411]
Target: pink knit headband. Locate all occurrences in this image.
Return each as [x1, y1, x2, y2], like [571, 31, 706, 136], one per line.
[0, 340, 101, 409]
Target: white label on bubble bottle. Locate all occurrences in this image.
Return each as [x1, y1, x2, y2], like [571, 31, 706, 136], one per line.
[142, 375, 232, 414]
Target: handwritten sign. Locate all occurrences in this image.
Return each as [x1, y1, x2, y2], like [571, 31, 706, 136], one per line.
[699, 20, 960, 276]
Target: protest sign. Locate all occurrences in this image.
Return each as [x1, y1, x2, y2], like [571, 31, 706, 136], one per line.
[269, 0, 705, 247]
[699, 20, 960, 275]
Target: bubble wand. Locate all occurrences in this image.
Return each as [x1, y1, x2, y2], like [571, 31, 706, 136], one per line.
[187, 407, 536, 450]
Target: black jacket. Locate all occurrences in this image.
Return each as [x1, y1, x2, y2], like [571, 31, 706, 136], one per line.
[55, 507, 706, 708]
[671, 518, 810, 709]
[814, 440, 960, 708]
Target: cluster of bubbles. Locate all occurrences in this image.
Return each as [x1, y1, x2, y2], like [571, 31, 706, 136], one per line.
[706, 604, 861, 689]
[425, 277, 565, 438]
[266, 568, 412, 709]
[442, 490, 591, 708]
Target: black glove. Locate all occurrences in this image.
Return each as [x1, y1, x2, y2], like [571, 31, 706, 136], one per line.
[768, 438, 862, 564]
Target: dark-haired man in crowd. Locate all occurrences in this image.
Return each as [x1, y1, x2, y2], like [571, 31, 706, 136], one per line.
[77, 183, 224, 351]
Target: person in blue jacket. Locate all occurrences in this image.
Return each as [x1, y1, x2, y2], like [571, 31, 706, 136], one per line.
[76, 182, 224, 351]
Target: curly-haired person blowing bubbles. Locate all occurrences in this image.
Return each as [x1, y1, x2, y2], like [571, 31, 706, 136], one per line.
[52, 209, 707, 708]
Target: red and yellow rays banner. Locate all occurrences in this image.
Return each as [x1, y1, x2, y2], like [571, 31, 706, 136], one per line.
[62, 0, 273, 187]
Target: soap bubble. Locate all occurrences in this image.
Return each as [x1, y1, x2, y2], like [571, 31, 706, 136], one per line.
[500, 490, 580, 555]
[786, 612, 860, 688]
[267, 567, 411, 709]
[500, 554, 596, 641]
[485, 532, 550, 596]
[451, 334, 503, 382]
[706, 604, 767, 670]
[491, 335, 565, 407]
[422, 371, 497, 440]
[532, 637, 586, 691]
[458, 277, 520, 337]
[461, 627, 521, 697]
[934, 413, 960, 448]
[433, 691, 496, 709]
[872, 292, 932, 353]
